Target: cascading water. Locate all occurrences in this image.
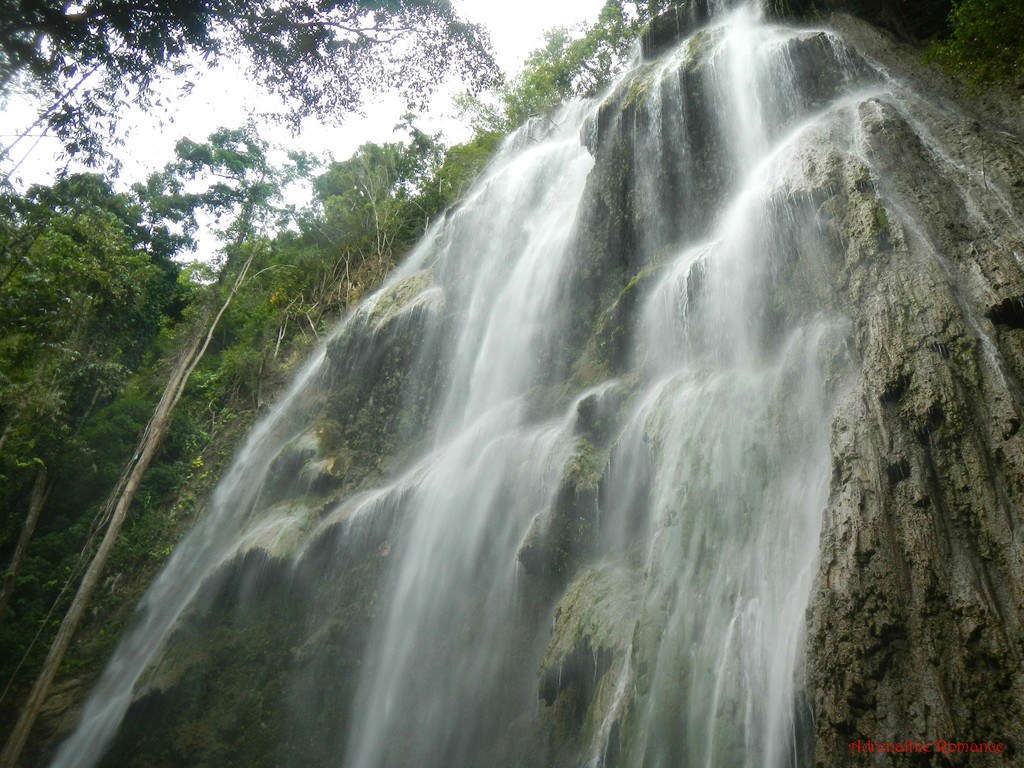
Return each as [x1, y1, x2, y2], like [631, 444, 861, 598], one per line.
[45, 2, 1024, 767]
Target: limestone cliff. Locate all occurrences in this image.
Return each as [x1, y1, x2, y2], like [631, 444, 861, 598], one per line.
[798, 15, 1024, 766]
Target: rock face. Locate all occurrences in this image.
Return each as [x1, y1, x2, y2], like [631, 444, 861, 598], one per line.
[640, 2, 715, 59]
[46, 8, 1024, 768]
[765, 0, 952, 41]
[796, 16, 1024, 765]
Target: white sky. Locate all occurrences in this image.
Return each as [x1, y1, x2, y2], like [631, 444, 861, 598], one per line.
[0, 0, 605, 191]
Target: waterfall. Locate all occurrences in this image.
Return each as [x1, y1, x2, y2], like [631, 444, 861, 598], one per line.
[48, 3, 1024, 767]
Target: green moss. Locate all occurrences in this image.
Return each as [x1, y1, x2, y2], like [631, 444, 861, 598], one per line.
[543, 564, 639, 671]
[562, 439, 603, 494]
[365, 270, 439, 330]
[622, 66, 658, 111]
[872, 204, 889, 232]
[685, 28, 716, 64]
[539, 563, 640, 756]
[618, 262, 669, 304]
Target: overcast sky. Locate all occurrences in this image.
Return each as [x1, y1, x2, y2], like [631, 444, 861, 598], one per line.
[459, 0, 604, 71]
[1, 0, 605, 191]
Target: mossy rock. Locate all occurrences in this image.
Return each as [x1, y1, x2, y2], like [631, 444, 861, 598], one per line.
[517, 438, 610, 580]
[541, 564, 640, 674]
[365, 270, 442, 331]
[537, 563, 640, 758]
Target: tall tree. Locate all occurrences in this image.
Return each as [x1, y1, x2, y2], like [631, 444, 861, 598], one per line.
[0, 0, 497, 161]
[314, 121, 444, 263]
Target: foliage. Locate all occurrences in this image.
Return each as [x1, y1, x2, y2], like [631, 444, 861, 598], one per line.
[433, 131, 505, 204]
[0, 174, 184, 481]
[0, 103, 519, 756]
[0, 175, 190, 722]
[504, 0, 637, 126]
[0, 0, 497, 161]
[457, 0, 652, 134]
[928, 0, 1024, 87]
[314, 123, 443, 258]
[137, 123, 306, 253]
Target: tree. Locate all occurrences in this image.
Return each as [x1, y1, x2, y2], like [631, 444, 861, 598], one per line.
[430, 131, 504, 208]
[0, 0, 497, 162]
[0, 173, 184, 544]
[506, 0, 636, 124]
[0, 128, 285, 768]
[141, 124, 285, 249]
[0, 175, 180, 424]
[928, 0, 1024, 87]
[315, 124, 442, 262]
[0, 292, 227, 768]
[0, 174, 186, 687]
[457, 0, 646, 133]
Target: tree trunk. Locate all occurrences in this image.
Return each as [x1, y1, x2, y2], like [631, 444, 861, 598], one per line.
[0, 421, 12, 456]
[0, 250, 255, 768]
[0, 467, 52, 626]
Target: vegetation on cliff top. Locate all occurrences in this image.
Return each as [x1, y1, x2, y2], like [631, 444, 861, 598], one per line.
[928, 0, 1024, 87]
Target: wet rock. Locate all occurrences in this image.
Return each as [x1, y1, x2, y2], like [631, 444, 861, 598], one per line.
[261, 428, 344, 506]
[516, 439, 606, 580]
[640, 1, 714, 60]
[321, 269, 448, 481]
[764, 0, 952, 42]
[795, 60, 1024, 764]
[574, 383, 628, 444]
[516, 513, 548, 576]
[537, 565, 639, 761]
